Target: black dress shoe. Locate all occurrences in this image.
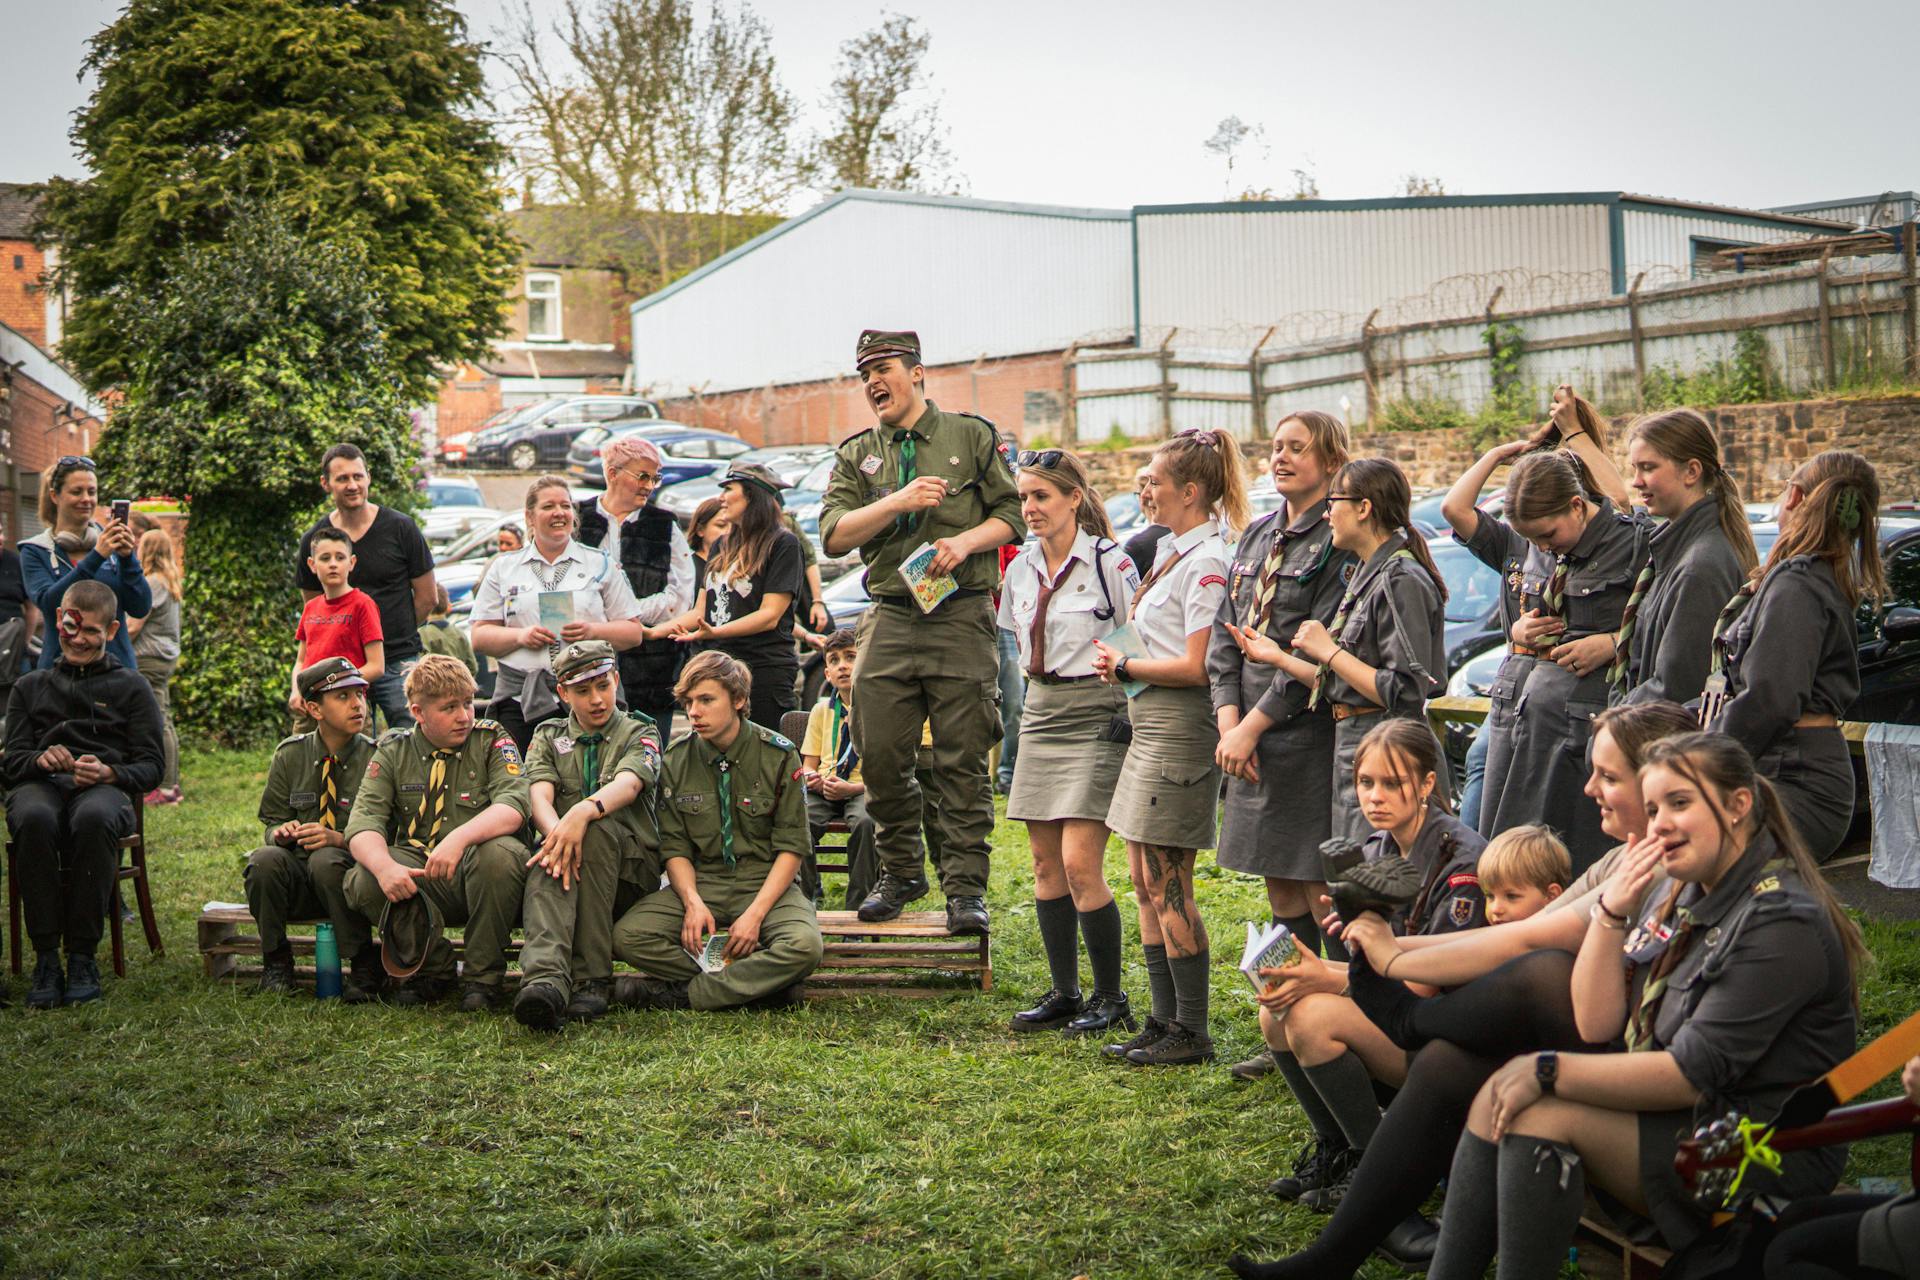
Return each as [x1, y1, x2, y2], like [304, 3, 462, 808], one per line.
[856, 872, 930, 922]
[460, 983, 506, 1013]
[389, 976, 452, 1007]
[1375, 1212, 1439, 1272]
[945, 895, 989, 935]
[1063, 993, 1136, 1037]
[513, 982, 567, 1031]
[1124, 1020, 1214, 1066]
[254, 946, 296, 996]
[1103, 1015, 1168, 1059]
[26, 951, 64, 1009]
[1010, 988, 1084, 1032]
[564, 979, 611, 1021]
[64, 953, 102, 1006]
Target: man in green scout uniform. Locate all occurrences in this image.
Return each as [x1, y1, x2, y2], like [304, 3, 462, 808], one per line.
[820, 328, 1023, 933]
[609, 650, 822, 1011]
[340, 654, 532, 1011]
[245, 657, 380, 998]
[513, 640, 664, 1032]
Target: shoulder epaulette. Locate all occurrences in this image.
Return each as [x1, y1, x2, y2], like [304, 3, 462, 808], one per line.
[626, 708, 660, 729]
[273, 732, 313, 752]
[473, 718, 507, 735]
[953, 409, 997, 432]
[753, 723, 797, 752]
[377, 727, 411, 746]
[839, 426, 880, 448]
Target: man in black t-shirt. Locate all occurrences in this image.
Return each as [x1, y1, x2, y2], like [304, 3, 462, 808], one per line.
[295, 444, 435, 728]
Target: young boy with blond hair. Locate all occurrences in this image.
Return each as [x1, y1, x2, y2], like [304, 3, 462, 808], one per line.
[1473, 824, 1569, 926]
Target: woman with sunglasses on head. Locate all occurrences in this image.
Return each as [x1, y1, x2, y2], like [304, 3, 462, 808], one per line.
[19, 455, 151, 673]
[1209, 412, 1357, 1024]
[1230, 456, 1447, 843]
[999, 448, 1143, 1039]
[1702, 450, 1883, 861]
[657, 462, 805, 727]
[1091, 428, 1249, 1067]
[1440, 387, 1640, 870]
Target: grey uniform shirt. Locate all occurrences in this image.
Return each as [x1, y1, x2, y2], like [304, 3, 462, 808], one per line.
[1324, 533, 1447, 715]
[1208, 500, 1354, 726]
[1621, 498, 1746, 706]
[1710, 557, 1859, 757]
[1361, 804, 1488, 934]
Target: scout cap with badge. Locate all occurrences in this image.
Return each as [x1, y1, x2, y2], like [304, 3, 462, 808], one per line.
[719, 461, 792, 502]
[555, 639, 619, 687]
[297, 655, 370, 702]
[379, 893, 440, 979]
[855, 329, 921, 372]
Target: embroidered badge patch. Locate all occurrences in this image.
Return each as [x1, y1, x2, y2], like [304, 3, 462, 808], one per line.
[366, 762, 381, 779]
[1199, 574, 1227, 590]
[1451, 897, 1475, 925]
[554, 737, 573, 755]
[859, 454, 882, 475]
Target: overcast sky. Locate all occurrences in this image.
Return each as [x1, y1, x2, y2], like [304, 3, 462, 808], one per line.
[6, 0, 1912, 215]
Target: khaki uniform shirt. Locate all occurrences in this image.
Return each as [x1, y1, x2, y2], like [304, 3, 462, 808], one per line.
[819, 400, 1024, 599]
[344, 718, 530, 848]
[522, 710, 664, 882]
[658, 723, 809, 873]
[257, 730, 378, 845]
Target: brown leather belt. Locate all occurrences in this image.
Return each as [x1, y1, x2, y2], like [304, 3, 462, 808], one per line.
[1332, 703, 1384, 723]
[1795, 714, 1839, 729]
[1509, 643, 1548, 658]
[1030, 672, 1101, 686]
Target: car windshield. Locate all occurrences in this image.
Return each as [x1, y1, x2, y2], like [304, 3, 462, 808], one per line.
[438, 515, 515, 563]
[1430, 538, 1503, 624]
[799, 456, 835, 492]
[502, 398, 565, 429]
[425, 482, 485, 507]
[574, 426, 611, 450]
[1106, 492, 1141, 529]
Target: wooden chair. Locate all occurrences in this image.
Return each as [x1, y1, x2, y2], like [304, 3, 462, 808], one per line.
[781, 710, 851, 880]
[7, 792, 163, 978]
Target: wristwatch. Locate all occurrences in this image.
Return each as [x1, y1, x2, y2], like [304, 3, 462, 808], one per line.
[1114, 656, 1132, 683]
[1535, 1050, 1558, 1095]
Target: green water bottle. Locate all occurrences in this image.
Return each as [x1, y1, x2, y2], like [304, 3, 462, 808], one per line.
[314, 922, 342, 999]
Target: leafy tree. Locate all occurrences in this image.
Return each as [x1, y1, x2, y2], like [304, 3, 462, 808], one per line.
[38, 0, 517, 404]
[817, 14, 959, 193]
[1399, 174, 1449, 197]
[99, 206, 418, 748]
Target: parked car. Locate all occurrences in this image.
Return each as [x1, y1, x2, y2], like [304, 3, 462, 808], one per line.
[437, 405, 523, 465]
[565, 421, 750, 488]
[467, 395, 664, 471]
[655, 445, 836, 520]
[777, 455, 861, 582]
[414, 475, 503, 551]
[1105, 491, 1146, 536]
[431, 513, 521, 605]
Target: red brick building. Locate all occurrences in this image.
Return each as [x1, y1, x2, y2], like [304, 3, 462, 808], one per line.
[0, 183, 63, 350]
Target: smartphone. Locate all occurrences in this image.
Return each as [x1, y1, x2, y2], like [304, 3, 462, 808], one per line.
[111, 498, 131, 525]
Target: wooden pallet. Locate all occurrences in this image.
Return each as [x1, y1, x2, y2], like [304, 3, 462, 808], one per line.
[197, 905, 989, 997]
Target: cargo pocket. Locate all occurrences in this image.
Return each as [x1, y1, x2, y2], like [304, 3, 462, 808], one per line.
[1487, 670, 1525, 730]
[976, 676, 1004, 746]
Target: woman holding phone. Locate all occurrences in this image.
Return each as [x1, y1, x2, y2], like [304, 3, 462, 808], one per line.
[19, 456, 151, 673]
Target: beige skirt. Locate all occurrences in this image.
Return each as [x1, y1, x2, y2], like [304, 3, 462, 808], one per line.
[1106, 684, 1222, 849]
[1007, 677, 1128, 823]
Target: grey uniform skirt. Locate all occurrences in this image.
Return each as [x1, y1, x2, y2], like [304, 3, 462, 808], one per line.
[1007, 677, 1128, 823]
[1106, 684, 1221, 849]
[1218, 710, 1335, 879]
[1758, 726, 1855, 862]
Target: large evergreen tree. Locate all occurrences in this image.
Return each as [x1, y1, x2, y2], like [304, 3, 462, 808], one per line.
[39, 0, 516, 403]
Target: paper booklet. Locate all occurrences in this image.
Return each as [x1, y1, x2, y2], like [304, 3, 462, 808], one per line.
[897, 542, 959, 613]
[687, 932, 733, 974]
[1101, 622, 1149, 698]
[538, 590, 575, 633]
[1239, 920, 1302, 993]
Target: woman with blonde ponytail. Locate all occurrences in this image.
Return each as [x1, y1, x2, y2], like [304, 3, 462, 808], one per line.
[1702, 450, 1884, 859]
[1610, 408, 1755, 705]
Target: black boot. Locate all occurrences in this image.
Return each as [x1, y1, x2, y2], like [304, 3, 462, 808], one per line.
[1102, 1015, 1168, 1060]
[512, 982, 567, 1032]
[856, 871, 929, 923]
[1010, 988, 1084, 1032]
[255, 945, 296, 995]
[945, 894, 989, 936]
[1124, 1020, 1214, 1066]
[1267, 1135, 1350, 1201]
[342, 945, 387, 1005]
[64, 953, 102, 1006]
[612, 975, 693, 1010]
[1063, 993, 1136, 1037]
[460, 983, 506, 1013]
[27, 951, 64, 1009]
[564, 979, 611, 1022]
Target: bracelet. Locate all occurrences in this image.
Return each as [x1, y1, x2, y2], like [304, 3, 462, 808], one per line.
[1590, 900, 1629, 930]
[1381, 952, 1399, 980]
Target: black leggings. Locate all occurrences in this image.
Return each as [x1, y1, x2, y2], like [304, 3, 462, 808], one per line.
[1261, 950, 1594, 1278]
[1765, 1195, 1901, 1280]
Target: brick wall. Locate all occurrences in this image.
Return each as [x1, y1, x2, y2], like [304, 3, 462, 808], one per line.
[0, 368, 102, 544]
[0, 238, 48, 347]
[656, 350, 1069, 447]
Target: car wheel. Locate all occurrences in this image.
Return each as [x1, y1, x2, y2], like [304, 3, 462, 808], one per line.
[509, 442, 540, 472]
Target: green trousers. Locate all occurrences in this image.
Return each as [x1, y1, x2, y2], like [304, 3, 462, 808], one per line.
[342, 837, 528, 988]
[851, 596, 998, 897]
[610, 864, 823, 1010]
[519, 822, 623, 1000]
[243, 843, 367, 957]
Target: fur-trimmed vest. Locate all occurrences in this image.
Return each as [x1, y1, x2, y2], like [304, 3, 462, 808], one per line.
[575, 499, 681, 692]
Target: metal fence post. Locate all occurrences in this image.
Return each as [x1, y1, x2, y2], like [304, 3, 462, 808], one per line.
[1157, 327, 1178, 437]
[1062, 341, 1080, 444]
[1249, 325, 1276, 437]
[1627, 271, 1648, 407]
[1360, 309, 1381, 422]
[1817, 245, 1836, 389]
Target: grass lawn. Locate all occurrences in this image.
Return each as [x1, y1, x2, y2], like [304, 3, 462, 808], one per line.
[2, 748, 1916, 1279]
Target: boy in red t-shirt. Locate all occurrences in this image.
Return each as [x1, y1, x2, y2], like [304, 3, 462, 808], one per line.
[288, 527, 385, 715]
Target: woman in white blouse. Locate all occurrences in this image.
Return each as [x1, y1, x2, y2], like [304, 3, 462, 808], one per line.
[1090, 429, 1250, 1068]
[470, 476, 647, 750]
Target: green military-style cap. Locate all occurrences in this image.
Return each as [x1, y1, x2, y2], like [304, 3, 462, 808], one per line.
[555, 639, 619, 687]
[720, 460, 791, 501]
[855, 328, 921, 371]
[297, 656, 369, 702]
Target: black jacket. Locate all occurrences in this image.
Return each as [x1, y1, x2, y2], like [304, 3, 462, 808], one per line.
[1, 655, 165, 796]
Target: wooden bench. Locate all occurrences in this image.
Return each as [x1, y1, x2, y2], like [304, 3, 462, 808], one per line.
[1576, 1207, 1672, 1279]
[198, 905, 990, 996]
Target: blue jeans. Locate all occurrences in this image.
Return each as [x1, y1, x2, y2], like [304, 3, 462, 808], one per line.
[1458, 726, 1491, 831]
[995, 627, 1024, 789]
[369, 660, 418, 731]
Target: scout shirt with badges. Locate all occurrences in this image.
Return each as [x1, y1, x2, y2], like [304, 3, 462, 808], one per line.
[1359, 804, 1488, 935]
[1130, 520, 1230, 660]
[819, 399, 1025, 601]
[1616, 831, 1856, 1237]
[657, 722, 810, 872]
[258, 729, 377, 842]
[1471, 498, 1648, 868]
[1614, 496, 1746, 707]
[343, 718, 532, 850]
[522, 710, 664, 887]
[996, 527, 1142, 677]
[469, 540, 642, 676]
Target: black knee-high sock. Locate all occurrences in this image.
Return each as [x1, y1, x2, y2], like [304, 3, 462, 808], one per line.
[1141, 942, 1175, 1023]
[1079, 900, 1125, 1000]
[1168, 950, 1210, 1033]
[1277, 912, 1321, 958]
[1273, 1050, 1345, 1142]
[1427, 1132, 1500, 1280]
[1494, 1137, 1587, 1279]
[1033, 894, 1081, 996]
[1302, 1052, 1383, 1151]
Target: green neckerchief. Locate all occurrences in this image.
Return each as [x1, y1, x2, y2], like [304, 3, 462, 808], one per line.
[892, 427, 920, 536]
[702, 734, 742, 867]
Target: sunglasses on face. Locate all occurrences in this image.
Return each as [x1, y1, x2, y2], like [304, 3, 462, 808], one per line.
[1017, 449, 1065, 469]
